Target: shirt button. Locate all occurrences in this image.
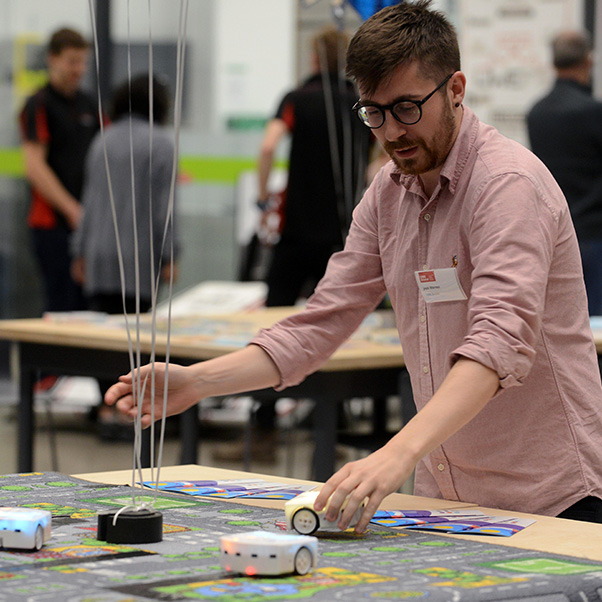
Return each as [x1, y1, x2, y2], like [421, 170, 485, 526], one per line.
[437, 463, 445, 472]
[423, 213, 431, 221]
[420, 315, 426, 323]
[423, 365, 430, 374]
[422, 264, 428, 270]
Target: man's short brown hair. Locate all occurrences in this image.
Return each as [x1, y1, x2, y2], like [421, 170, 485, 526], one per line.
[48, 28, 88, 56]
[346, 0, 460, 96]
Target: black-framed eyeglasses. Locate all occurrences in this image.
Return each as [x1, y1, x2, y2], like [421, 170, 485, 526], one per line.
[353, 73, 453, 128]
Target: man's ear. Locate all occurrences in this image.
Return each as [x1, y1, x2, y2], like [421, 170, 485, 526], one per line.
[450, 71, 466, 108]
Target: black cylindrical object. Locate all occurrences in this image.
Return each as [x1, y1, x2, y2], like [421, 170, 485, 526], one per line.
[97, 509, 163, 544]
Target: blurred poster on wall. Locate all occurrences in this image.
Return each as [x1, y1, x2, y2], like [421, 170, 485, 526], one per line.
[458, 0, 583, 147]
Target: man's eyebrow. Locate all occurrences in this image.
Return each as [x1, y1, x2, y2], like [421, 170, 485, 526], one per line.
[360, 93, 420, 105]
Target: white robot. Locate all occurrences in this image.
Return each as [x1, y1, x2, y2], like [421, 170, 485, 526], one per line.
[284, 490, 364, 535]
[0, 507, 52, 551]
[220, 530, 318, 576]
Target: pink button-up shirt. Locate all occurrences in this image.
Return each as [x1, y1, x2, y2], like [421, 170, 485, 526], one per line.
[252, 106, 602, 516]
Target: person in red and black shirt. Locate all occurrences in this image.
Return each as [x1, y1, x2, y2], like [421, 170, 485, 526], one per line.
[19, 28, 105, 312]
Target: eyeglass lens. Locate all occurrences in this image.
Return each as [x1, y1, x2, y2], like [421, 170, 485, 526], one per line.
[358, 102, 421, 127]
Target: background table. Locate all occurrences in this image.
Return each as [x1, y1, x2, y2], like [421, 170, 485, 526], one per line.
[0, 309, 406, 480]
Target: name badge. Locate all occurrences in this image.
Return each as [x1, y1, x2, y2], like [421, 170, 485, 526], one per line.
[414, 268, 467, 303]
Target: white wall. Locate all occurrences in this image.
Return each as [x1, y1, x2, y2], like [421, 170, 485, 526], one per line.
[0, 0, 296, 134]
[214, 0, 295, 130]
[0, 0, 91, 36]
[457, 0, 584, 146]
[111, 0, 184, 41]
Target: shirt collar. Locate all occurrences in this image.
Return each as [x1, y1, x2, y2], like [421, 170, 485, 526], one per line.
[389, 106, 480, 195]
[555, 77, 593, 96]
[47, 81, 81, 103]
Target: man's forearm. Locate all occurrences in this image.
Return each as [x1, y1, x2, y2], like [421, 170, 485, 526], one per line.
[385, 357, 500, 463]
[257, 149, 274, 200]
[27, 161, 79, 214]
[188, 344, 281, 400]
[257, 118, 287, 199]
[23, 143, 81, 226]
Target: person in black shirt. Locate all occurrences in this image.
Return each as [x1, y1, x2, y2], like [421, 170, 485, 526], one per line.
[19, 28, 104, 313]
[215, 26, 371, 463]
[527, 31, 602, 316]
[257, 26, 371, 307]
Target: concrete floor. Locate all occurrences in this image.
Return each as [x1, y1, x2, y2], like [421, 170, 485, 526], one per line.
[0, 376, 414, 495]
[0, 377, 357, 481]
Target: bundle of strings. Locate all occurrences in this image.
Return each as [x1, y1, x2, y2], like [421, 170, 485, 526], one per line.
[87, 0, 190, 511]
[315, 8, 369, 241]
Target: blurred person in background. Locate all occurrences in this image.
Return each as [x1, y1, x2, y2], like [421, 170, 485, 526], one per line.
[214, 26, 372, 464]
[527, 30, 602, 316]
[72, 73, 179, 439]
[19, 27, 104, 315]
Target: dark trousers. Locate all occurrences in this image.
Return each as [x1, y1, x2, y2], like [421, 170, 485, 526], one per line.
[557, 496, 602, 523]
[31, 227, 86, 312]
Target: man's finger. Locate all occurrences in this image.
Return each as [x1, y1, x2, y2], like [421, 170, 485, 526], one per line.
[336, 487, 367, 530]
[325, 485, 355, 523]
[314, 467, 349, 511]
[104, 381, 132, 405]
[115, 395, 136, 413]
[354, 495, 382, 533]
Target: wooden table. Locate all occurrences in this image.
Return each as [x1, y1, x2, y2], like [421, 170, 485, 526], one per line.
[0, 309, 406, 479]
[75, 464, 602, 563]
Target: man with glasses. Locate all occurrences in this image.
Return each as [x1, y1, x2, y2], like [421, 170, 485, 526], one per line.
[106, 1, 602, 528]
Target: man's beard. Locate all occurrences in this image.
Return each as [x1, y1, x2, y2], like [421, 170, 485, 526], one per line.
[384, 99, 456, 176]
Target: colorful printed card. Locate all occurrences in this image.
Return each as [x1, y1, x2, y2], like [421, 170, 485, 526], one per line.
[141, 479, 314, 500]
[370, 509, 534, 536]
[371, 509, 485, 527]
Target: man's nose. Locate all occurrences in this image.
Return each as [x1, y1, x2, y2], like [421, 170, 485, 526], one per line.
[382, 111, 407, 141]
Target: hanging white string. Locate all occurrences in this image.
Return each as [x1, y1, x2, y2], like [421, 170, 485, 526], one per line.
[153, 0, 189, 493]
[88, 0, 145, 508]
[334, 17, 355, 227]
[125, 0, 148, 505]
[144, 0, 160, 501]
[88, 0, 189, 510]
[315, 5, 368, 237]
[317, 38, 349, 239]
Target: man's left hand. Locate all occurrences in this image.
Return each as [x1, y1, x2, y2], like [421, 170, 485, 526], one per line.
[314, 443, 414, 534]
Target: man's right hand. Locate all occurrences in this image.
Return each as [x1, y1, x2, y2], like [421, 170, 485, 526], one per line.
[105, 362, 201, 428]
[104, 345, 282, 429]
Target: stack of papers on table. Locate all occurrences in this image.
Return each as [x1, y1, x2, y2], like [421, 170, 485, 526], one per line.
[370, 509, 534, 537]
[142, 479, 314, 500]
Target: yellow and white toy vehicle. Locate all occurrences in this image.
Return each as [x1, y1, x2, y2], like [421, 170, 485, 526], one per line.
[220, 530, 318, 576]
[284, 490, 364, 535]
[0, 507, 52, 551]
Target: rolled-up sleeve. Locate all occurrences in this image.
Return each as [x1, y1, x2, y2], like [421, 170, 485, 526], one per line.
[251, 182, 388, 389]
[451, 172, 560, 388]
